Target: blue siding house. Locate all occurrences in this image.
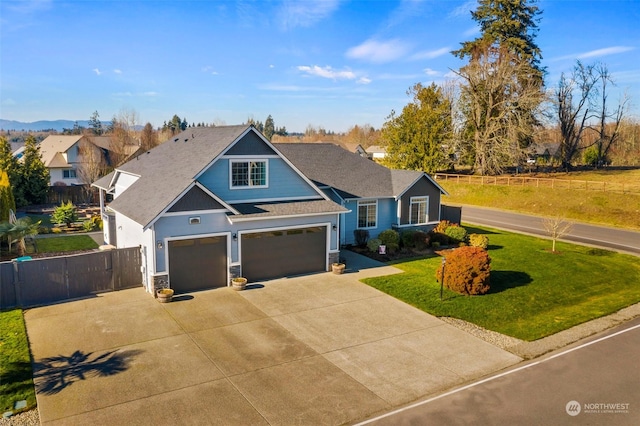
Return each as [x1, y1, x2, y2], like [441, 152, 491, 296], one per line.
[93, 125, 446, 296]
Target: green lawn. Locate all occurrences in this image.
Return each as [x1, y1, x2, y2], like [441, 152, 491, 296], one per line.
[362, 225, 640, 341]
[0, 309, 36, 413]
[35, 235, 98, 253]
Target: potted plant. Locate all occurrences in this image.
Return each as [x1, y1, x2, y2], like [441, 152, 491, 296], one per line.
[156, 288, 174, 303]
[231, 277, 247, 291]
[331, 262, 346, 274]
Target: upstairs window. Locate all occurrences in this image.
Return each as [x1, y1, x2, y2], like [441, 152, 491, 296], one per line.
[357, 200, 377, 229]
[63, 169, 77, 179]
[231, 160, 267, 188]
[410, 196, 428, 225]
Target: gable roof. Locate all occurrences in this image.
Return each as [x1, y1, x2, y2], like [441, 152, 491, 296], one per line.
[98, 125, 345, 229]
[274, 143, 446, 199]
[38, 135, 83, 167]
[103, 125, 249, 227]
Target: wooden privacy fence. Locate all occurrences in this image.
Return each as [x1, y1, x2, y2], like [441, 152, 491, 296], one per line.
[0, 247, 142, 310]
[434, 173, 640, 195]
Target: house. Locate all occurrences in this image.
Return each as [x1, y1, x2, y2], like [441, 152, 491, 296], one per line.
[276, 143, 448, 246]
[92, 125, 446, 295]
[527, 142, 561, 165]
[355, 144, 387, 161]
[37, 134, 141, 186]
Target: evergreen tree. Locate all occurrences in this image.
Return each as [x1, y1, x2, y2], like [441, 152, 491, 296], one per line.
[453, 0, 544, 173]
[0, 169, 16, 222]
[264, 115, 275, 140]
[0, 136, 25, 206]
[380, 83, 452, 174]
[21, 135, 50, 205]
[89, 110, 103, 135]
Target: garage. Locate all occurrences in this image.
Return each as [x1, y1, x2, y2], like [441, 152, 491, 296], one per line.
[168, 236, 228, 293]
[241, 226, 327, 282]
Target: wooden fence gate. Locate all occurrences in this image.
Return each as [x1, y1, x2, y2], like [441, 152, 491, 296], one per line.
[0, 247, 142, 309]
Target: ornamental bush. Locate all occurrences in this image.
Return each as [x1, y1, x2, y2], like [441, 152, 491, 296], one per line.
[436, 246, 491, 295]
[401, 230, 417, 248]
[469, 233, 489, 249]
[445, 225, 467, 244]
[378, 229, 400, 253]
[52, 201, 78, 227]
[367, 238, 382, 253]
[353, 229, 370, 246]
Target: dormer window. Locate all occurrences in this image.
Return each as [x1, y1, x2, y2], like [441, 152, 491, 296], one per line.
[230, 160, 268, 188]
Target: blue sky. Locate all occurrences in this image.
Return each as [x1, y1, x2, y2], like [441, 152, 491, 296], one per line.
[1, 0, 638, 133]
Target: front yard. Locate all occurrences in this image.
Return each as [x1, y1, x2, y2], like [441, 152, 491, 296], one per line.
[362, 225, 640, 341]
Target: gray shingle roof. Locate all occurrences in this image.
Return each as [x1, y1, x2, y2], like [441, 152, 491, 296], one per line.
[104, 125, 250, 227]
[230, 200, 347, 221]
[274, 143, 442, 199]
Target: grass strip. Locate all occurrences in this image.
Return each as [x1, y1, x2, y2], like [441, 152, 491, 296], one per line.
[0, 309, 36, 413]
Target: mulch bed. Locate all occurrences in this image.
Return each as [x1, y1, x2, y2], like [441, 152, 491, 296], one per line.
[346, 245, 437, 262]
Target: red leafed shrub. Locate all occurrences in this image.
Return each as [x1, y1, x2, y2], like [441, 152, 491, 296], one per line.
[436, 246, 491, 295]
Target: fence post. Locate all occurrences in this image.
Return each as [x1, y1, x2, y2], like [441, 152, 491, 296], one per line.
[12, 261, 23, 308]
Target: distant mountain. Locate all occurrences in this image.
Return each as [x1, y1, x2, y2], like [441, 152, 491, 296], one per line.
[0, 119, 93, 132]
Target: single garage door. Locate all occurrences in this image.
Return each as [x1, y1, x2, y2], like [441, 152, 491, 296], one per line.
[168, 236, 227, 293]
[241, 226, 327, 282]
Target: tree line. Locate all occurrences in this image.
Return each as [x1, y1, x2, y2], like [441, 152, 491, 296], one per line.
[378, 0, 634, 175]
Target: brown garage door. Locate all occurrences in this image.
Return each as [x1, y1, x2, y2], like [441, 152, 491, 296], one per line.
[168, 236, 227, 293]
[241, 226, 327, 282]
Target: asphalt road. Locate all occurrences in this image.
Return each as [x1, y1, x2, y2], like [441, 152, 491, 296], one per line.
[458, 205, 640, 256]
[359, 317, 640, 426]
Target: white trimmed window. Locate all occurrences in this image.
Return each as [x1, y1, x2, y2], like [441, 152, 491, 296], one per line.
[410, 196, 428, 225]
[357, 200, 377, 229]
[230, 160, 267, 188]
[63, 169, 77, 179]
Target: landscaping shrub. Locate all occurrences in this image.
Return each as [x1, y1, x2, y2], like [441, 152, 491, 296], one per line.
[378, 229, 400, 253]
[469, 233, 489, 249]
[436, 246, 491, 295]
[401, 230, 417, 249]
[445, 225, 468, 244]
[433, 220, 453, 234]
[83, 215, 103, 232]
[414, 231, 430, 250]
[367, 238, 382, 253]
[353, 229, 369, 246]
[52, 201, 78, 226]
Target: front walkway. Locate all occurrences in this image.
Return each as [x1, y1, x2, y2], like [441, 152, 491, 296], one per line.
[24, 253, 521, 425]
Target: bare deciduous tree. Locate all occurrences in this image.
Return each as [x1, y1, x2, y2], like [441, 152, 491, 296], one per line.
[588, 64, 629, 167]
[542, 216, 573, 253]
[453, 46, 545, 175]
[556, 61, 597, 170]
[77, 136, 108, 204]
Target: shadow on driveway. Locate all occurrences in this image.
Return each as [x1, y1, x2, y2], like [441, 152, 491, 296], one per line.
[33, 349, 144, 395]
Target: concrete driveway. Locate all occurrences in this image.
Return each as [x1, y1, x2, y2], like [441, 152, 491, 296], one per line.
[24, 252, 521, 425]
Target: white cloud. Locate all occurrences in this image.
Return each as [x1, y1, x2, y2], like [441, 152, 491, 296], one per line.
[450, 1, 476, 18]
[410, 47, 450, 61]
[142, 91, 158, 97]
[463, 25, 479, 37]
[577, 46, 635, 59]
[93, 68, 102, 76]
[278, 0, 340, 30]
[1, 98, 17, 106]
[201, 66, 219, 75]
[346, 39, 411, 63]
[357, 77, 372, 85]
[552, 46, 635, 62]
[114, 69, 122, 74]
[297, 65, 356, 80]
[423, 68, 440, 76]
[5, 0, 52, 14]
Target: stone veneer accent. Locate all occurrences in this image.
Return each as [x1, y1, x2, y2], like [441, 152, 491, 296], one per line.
[229, 265, 241, 282]
[328, 252, 340, 268]
[152, 274, 169, 297]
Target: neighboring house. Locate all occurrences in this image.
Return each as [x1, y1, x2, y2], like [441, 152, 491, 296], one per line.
[36, 135, 141, 186]
[276, 143, 448, 246]
[38, 135, 85, 185]
[355, 144, 387, 161]
[93, 125, 348, 295]
[527, 142, 561, 164]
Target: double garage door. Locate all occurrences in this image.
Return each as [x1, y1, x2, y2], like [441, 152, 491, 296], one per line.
[168, 226, 327, 293]
[241, 226, 327, 282]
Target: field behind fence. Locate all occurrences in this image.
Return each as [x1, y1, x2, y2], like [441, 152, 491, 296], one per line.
[434, 173, 640, 195]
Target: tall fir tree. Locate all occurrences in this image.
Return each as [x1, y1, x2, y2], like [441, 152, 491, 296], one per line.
[21, 135, 50, 205]
[0, 169, 16, 222]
